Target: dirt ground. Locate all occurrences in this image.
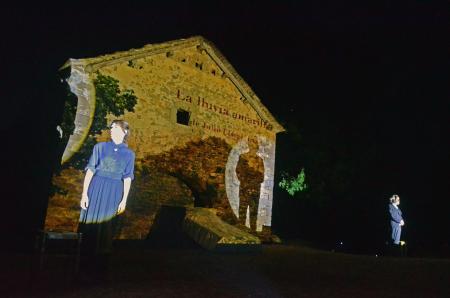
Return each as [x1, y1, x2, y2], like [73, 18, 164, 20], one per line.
[2, 240, 450, 297]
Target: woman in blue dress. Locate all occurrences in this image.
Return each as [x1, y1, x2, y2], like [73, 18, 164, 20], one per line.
[389, 194, 405, 245]
[78, 120, 135, 258]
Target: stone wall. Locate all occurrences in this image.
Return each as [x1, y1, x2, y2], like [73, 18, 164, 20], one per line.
[46, 38, 280, 238]
[96, 45, 275, 159]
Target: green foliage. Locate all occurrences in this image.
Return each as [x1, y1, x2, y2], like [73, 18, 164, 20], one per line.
[91, 72, 137, 135]
[63, 72, 137, 171]
[279, 168, 307, 197]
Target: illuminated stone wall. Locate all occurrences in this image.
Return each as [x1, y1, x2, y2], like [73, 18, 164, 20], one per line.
[45, 37, 284, 238]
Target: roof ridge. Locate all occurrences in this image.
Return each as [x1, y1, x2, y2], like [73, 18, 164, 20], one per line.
[61, 36, 285, 133]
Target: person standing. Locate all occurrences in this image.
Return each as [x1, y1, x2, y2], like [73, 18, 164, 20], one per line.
[78, 120, 135, 275]
[389, 194, 405, 245]
[236, 138, 265, 231]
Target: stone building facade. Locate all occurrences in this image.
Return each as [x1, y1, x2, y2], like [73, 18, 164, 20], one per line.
[45, 36, 284, 239]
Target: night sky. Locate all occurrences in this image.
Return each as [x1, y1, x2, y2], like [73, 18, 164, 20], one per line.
[1, 1, 448, 255]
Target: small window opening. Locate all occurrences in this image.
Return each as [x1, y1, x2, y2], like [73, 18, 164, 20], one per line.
[177, 109, 190, 126]
[195, 62, 203, 70]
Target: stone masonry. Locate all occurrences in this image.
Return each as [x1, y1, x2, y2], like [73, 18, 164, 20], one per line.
[46, 36, 284, 238]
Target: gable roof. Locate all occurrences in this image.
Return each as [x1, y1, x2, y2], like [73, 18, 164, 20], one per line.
[60, 36, 285, 163]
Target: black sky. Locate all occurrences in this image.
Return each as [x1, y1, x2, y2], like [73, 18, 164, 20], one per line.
[1, 1, 448, 252]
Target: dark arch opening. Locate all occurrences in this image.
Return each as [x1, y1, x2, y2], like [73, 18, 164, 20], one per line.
[172, 173, 214, 208]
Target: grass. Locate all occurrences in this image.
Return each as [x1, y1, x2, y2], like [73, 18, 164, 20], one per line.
[2, 240, 449, 297]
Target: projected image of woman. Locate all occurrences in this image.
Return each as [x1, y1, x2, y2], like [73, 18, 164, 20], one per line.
[78, 120, 135, 259]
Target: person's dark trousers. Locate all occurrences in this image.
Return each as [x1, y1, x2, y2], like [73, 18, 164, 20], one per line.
[77, 216, 123, 283]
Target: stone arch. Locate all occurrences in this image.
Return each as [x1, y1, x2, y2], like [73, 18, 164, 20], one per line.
[139, 137, 235, 219]
[170, 173, 213, 208]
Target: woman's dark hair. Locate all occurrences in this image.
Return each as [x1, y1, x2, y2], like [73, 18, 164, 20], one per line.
[389, 194, 399, 204]
[110, 119, 130, 143]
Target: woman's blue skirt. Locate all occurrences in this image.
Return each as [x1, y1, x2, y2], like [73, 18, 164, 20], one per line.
[79, 175, 123, 224]
[78, 175, 123, 255]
